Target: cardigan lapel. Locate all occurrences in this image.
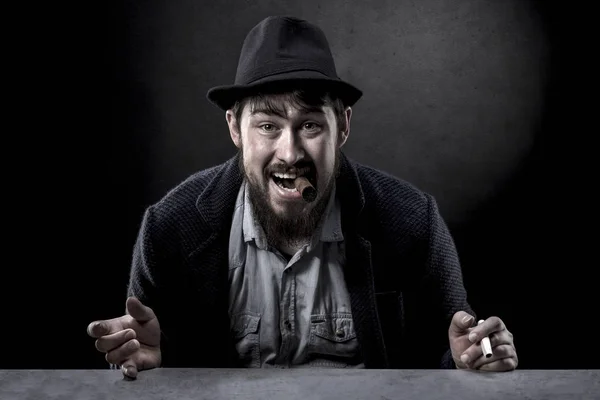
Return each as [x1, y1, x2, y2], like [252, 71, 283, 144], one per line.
[195, 153, 244, 232]
[190, 153, 243, 302]
[189, 154, 245, 366]
[337, 153, 389, 368]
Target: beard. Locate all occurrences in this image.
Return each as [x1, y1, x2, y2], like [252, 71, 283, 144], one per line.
[239, 149, 341, 251]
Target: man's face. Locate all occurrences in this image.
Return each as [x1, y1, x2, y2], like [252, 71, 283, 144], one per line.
[227, 94, 350, 242]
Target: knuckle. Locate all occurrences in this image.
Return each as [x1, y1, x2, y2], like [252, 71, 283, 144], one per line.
[125, 329, 137, 340]
[489, 332, 498, 345]
[505, 357, 517, 370]
[494, 330, 512, 346]
[128, 339, 140, 351]
[120, 340, 139, 358]
[105, 340, 139, 365]
[465, 350, 477, 362]
[452, 311, 466, 324]
[499, 345, 512, 357]
[490, 316, 504, 330]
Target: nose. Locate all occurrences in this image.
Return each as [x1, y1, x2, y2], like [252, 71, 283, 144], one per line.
[275, 128, 305, 166]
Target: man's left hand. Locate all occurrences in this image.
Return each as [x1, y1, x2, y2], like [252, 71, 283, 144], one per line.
[449, 311, 518, 371]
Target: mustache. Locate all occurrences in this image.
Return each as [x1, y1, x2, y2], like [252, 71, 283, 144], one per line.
[266, 162, 315, 175]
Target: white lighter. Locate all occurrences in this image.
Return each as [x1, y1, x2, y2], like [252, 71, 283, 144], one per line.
[478, 319, 493, 358]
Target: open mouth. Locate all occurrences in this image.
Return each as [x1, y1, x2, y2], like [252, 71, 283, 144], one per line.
[270, 167, 316, 192]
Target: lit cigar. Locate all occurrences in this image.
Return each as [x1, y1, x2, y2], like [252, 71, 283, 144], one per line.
[478, 319, 493, 358]
[294, 176, 317, 202]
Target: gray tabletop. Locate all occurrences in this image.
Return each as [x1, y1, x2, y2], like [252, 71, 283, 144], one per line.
[1, 368, 598, 400]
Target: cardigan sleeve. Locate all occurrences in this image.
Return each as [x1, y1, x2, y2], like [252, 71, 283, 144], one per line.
[126, 205, 176, 367]
[423, 193, 476, 369]
[128, 206, 164, 312]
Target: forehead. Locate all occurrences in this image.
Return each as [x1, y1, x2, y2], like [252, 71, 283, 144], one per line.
[241, 94, 333, 119]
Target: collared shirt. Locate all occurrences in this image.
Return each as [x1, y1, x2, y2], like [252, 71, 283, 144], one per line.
[227, 180, 364, 368]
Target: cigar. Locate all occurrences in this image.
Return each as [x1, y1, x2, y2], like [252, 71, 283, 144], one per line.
[294, 176, 317, 202]
[478, 319, 493, 358]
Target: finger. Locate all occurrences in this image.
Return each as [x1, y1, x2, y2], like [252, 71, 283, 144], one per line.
[470, 344, 517, 370]
[449, 311, 475, 335]
[105, 339, 140, 365]
[121, 347, 160, 379]
[468, 317, 505, 343]
[459, 343, 482, 366]
[126, 297, 156, 323]
[488, 330, 514, 347]
[87, 318, 124, 338]
[477, 356, 518, 372]
[121, 362, 138, 379]
[95, 329, 136, 353]
[459, 331, 512, 365]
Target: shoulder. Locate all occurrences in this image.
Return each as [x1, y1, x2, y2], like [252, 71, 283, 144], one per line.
[161, 164, 223, 203]
[142, 158, 234, 235]
[152, 164, 222, 215]
[352, 161, 435, 238]
[354, 162, 432, 215]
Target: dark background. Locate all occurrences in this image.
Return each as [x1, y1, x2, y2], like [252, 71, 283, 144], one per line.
[3, 0, 595, 370]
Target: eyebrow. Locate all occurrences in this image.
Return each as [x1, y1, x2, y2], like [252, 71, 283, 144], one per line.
[250, 107, 325, 118]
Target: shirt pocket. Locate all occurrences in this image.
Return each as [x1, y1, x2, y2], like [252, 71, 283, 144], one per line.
[307, 313, 360, 364]
[230, 311, 261, 368]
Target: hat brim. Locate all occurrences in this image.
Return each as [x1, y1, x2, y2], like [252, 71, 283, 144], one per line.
[206, 70, 363, 111]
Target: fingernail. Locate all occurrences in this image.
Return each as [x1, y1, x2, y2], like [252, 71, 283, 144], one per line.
[122, 366, 128, 375]
[462, 315, 473, 325]
[460, 354, 470, 364]
[469, 332, 477, 343]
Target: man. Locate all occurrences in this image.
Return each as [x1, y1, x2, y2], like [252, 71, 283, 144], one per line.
[87, 16, 518, 378]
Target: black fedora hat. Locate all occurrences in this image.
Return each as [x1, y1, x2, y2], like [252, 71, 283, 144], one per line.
[206, 16, 363, 111]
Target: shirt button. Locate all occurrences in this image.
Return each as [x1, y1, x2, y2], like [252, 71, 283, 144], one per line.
[335, 329, 344, 338]
[284, 320, 291, 329]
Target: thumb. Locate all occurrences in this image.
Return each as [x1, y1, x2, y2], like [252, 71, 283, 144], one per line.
[449, 311, 475, 336]
[126, 297, 156, 323]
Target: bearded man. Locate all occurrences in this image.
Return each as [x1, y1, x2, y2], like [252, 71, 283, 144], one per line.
[87, 16, 518, 379]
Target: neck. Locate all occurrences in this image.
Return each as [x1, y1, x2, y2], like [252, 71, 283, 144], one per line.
[277, 238, 310, 258]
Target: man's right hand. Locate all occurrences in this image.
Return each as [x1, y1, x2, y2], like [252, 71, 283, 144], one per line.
[87, 297, 162, 379]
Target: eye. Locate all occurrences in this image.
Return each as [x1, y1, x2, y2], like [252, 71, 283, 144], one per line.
[260, 124, 275, 132]
[304, 122, 316, 129]
[302, 122, 322, 133]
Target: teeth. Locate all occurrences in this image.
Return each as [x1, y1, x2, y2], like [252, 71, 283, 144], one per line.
[273, 172, 297, 179]
[274, 180, 298, 191]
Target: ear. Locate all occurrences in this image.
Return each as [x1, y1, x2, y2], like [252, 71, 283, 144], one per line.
[338, 107, 352, 148]
[226, 110, 242, 148]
